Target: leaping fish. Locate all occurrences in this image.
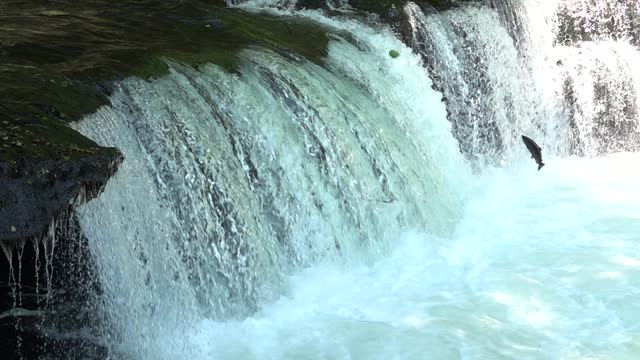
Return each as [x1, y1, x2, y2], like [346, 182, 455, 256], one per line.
[521, 135, 545, 170]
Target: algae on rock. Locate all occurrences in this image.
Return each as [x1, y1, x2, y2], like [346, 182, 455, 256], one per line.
[0, 0, 334, 242]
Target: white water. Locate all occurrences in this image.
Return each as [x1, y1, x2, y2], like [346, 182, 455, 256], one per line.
[73, 14, 471, 356]
[139, 153, 640, 360]
[69, 1, 640, 359]
[404, 2, 568, 165]
[521, 0, 640, 155]
[555, 41, 640, 155]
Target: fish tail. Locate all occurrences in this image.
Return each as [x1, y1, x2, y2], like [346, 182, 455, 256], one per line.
[538, 162, 545, 171]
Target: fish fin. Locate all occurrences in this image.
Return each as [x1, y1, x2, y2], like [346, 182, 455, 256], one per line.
[538, 162, 545, 171]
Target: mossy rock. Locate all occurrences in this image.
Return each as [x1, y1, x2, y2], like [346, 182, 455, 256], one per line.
[0, 0, 333, 162]
[0, 0, 339, 241]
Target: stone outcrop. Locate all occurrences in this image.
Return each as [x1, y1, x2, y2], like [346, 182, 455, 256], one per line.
[0, 0, 334, 244]
[0, 150, 122, 243]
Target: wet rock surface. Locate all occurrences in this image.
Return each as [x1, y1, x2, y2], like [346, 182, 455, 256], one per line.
[0, 152, 122, 243]
[0, 213, 108, 359]
[0, 0, 333, 244]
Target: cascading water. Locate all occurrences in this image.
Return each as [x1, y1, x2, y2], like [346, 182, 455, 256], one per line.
[62, 0, 640, 359]
[403, 1, 567, 167]
[73, 14, 470, 357]
[541, 0, 640, 155]
[558, 40, 640, 155]
[523, 0, 640, 155]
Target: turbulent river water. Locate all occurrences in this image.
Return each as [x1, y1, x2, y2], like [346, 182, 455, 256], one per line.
[141, 153, 640, 359]
[66, 0, 640, 358]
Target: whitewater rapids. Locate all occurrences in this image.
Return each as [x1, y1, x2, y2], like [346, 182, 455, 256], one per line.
[70, 1, 640, 359]
[132, 153, 640, 360]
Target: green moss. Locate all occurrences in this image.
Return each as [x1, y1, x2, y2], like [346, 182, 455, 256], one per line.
[219, 9, 329, 66]
[0, 116, 119, 162]
[0, 0, 332, 162]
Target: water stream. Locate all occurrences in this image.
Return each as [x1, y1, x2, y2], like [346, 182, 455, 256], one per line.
[66, 0, 640, 358]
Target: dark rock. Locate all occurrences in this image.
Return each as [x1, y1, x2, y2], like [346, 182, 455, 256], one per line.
[486, 0, 528, 50]
[295, 0, 330, 10]
[0, 151, 122, 243]
[0, 0, 334, 249]
[1, 212, 109, 359]
[293, 0, 469, 27]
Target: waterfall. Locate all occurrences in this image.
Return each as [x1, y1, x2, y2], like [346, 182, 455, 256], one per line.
[548, 0, 640, 155]
[558, 41, 640, 155]
[403, 1, 567, 167]
[404, 0, 640, 160]
[57, 0, 640, 358]
[73, 14, 470, 356]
